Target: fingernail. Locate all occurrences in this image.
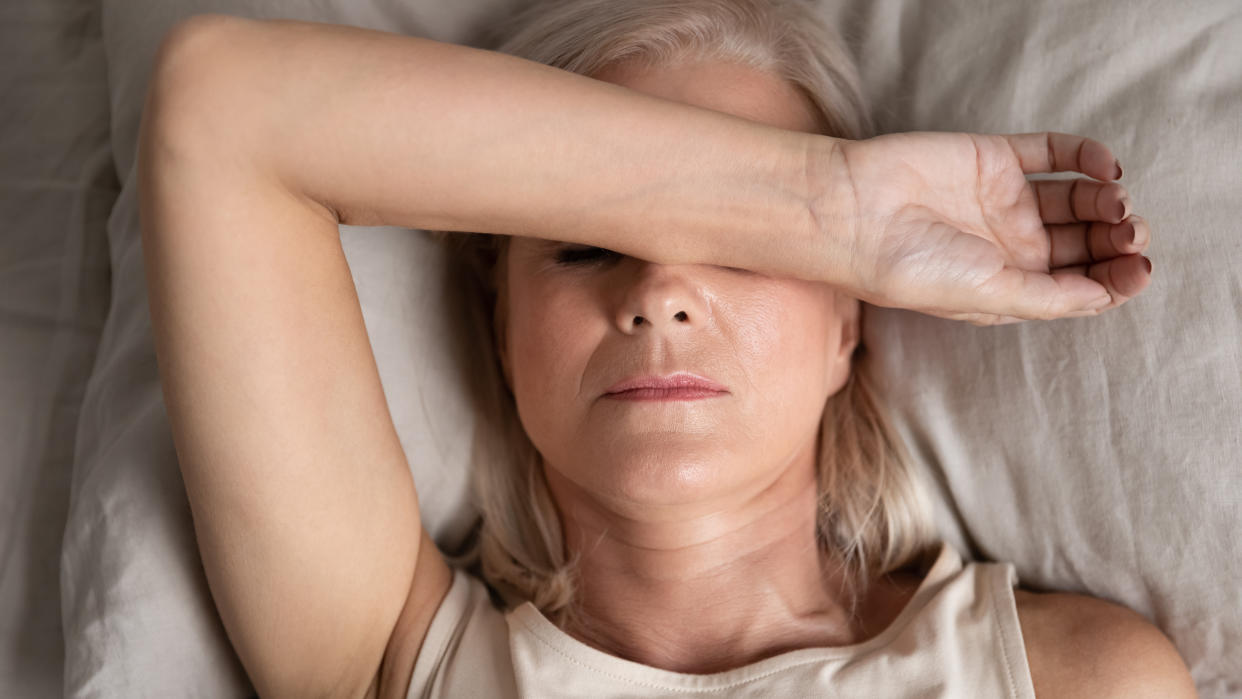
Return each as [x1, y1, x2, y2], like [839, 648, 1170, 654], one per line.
[1123, 221, 1136, 246]
[1129, 214, 1145, 246]
[1143, 256, 1152, 274]
[1115, 195, 1131, 221]
[1114, 159, 1123, 179]
[1087, 294, 1112, 310]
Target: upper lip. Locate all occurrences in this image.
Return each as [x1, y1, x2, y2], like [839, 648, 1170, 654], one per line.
[603, 372, 728, 395]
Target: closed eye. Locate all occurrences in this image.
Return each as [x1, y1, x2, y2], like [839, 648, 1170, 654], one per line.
[553, 245, 622, 266]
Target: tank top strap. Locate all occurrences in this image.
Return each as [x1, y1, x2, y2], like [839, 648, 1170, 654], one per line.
[978, 556, 1038, 699]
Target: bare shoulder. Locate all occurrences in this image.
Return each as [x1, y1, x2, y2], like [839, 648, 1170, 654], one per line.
[1013, 588, 1197, 698]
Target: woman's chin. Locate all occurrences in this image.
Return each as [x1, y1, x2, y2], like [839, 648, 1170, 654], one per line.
[575, 440, 759, 510]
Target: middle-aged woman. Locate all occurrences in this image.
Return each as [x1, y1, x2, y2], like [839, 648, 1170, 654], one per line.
[137, 1, 1188, 697]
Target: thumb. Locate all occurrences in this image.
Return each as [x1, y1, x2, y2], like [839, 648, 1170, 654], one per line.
[978, 266, 1113, 320]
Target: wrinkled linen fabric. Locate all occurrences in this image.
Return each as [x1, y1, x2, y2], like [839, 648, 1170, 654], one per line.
[50, 0, 1242, 696]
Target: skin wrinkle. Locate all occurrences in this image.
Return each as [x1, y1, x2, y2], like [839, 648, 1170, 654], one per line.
[1068, 178, 1083, 221]
[836, 141, 864, 289]
[1048, 222, 1062, 266]
[1035, 180, 1054, 228]
[495, 57, 893, 674]
[972, 135, 1012, 263]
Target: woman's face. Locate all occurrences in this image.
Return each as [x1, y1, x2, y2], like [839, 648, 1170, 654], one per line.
[499, 58, 860, 515]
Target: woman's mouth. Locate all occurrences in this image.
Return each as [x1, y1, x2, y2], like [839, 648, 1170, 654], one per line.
[604, 386, 727, 401]
[602, 372, 728, 401]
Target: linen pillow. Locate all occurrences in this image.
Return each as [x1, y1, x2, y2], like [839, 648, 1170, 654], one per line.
[825, 1, 1242, 694]
[63, 0, 1241, 696]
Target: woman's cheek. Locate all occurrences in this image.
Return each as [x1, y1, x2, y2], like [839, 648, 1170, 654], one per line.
[509, 287, 593, 438]
[721, 292, 787, 405]
[745, 287, 834, 414]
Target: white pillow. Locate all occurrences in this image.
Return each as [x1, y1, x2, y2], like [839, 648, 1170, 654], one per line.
[62, 0, 1241, 696]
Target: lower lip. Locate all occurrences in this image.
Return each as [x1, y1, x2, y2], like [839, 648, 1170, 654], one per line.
[604, 387, 727, 401]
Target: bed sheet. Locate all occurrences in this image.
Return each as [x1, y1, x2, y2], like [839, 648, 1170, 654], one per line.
[53, 0, 1242, 697]
[0, 0, 116, 697]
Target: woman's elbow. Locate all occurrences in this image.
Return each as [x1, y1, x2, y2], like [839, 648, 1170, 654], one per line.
[144, 13, 259, 152]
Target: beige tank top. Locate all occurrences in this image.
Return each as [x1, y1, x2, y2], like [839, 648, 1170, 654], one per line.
[406, 540, 1037, 697]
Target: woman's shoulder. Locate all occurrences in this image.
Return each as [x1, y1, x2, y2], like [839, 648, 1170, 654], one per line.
[1012, 588, 1196, 698]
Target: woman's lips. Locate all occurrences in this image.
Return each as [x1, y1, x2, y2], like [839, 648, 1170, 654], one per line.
[605, 386, 727, 401]
[602, 372, 728, 401]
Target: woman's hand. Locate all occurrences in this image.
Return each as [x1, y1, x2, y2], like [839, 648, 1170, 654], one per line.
[819, 132, 1152, 325]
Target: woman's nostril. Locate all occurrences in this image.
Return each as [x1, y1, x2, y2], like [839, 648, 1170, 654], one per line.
[628, 312, 687, 327]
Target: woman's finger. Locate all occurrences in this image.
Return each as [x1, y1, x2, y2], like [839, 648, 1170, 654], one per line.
[933, 309, 1028, 326]
[969, 265, 1113, 320]
[1051, 253, 1153, 311]
[1033, 178, 1131, 224]
[1003, 132, 1122, 180]
[992, 315, 1028, 325]
[1048, 215, 1150, 267]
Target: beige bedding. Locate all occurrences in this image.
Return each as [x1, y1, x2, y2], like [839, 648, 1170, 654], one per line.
[0, 0, 1231, 696]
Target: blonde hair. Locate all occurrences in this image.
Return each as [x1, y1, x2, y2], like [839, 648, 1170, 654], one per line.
[435, 0, 939, 629]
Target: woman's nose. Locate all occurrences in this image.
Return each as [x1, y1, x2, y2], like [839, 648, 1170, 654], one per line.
[614, 261, 709, 334]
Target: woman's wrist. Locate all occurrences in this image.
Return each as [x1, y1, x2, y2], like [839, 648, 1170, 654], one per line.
[799, 136, 861, 288]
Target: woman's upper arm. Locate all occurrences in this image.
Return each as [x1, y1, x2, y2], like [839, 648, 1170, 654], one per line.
[139, 16, 452, 699]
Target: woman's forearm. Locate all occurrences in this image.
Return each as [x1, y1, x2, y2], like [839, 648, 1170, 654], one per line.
[149, 13, 843, 278]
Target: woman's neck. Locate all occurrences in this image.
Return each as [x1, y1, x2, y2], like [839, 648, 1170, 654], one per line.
[544, 442, 878, 674]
